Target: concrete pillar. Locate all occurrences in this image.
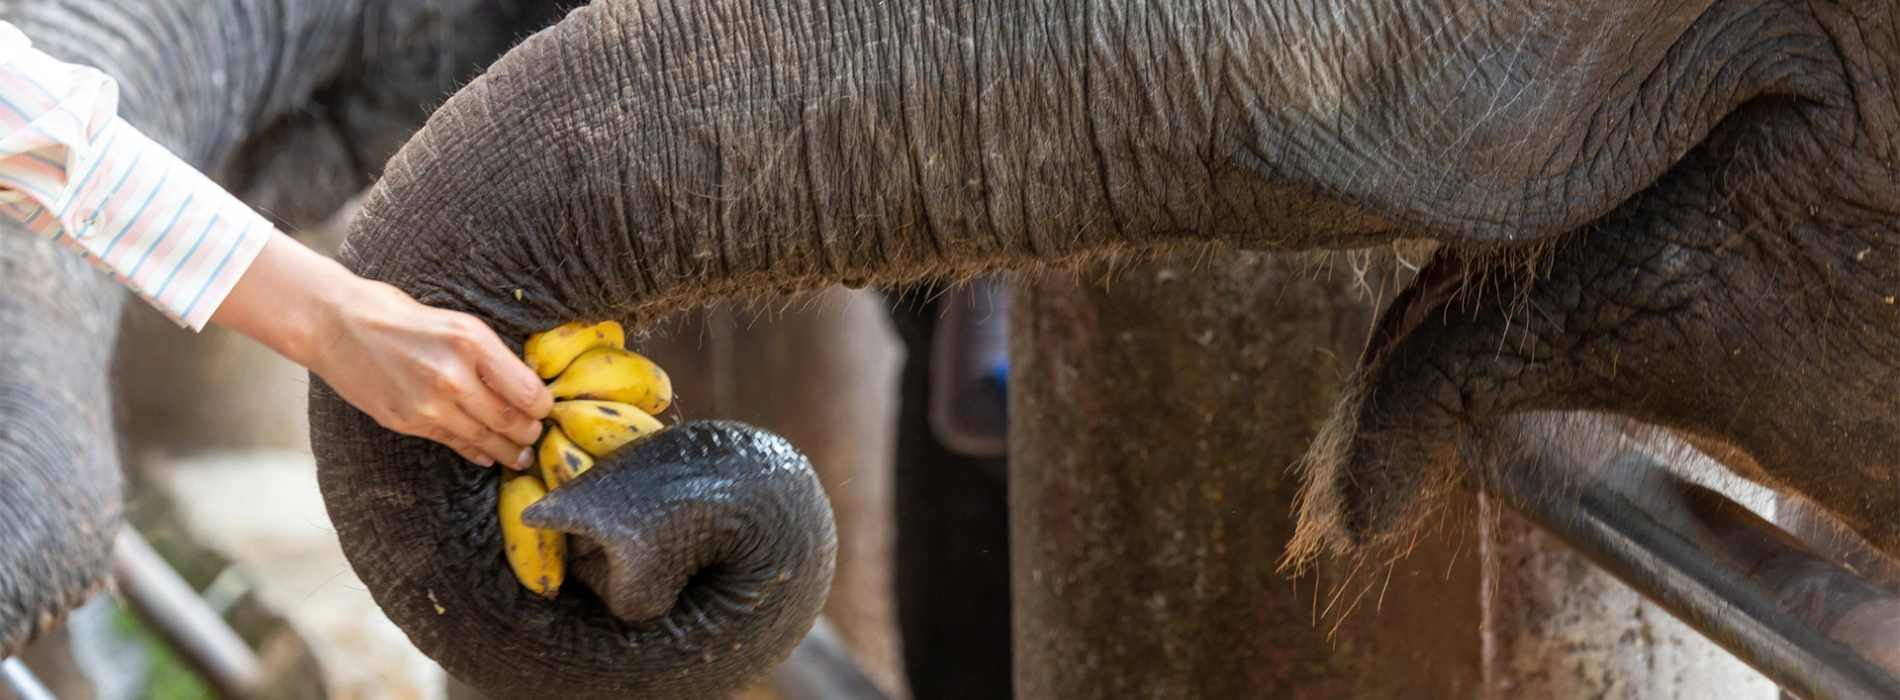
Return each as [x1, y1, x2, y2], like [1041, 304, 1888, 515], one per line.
[1008, 249, 1485, 699]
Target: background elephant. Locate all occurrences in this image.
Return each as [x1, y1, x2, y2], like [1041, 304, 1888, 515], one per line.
[0, 0, 574, 660]
[309, 0, 1900, 695]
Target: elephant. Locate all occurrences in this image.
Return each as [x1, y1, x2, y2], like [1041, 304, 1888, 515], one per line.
[0, 0, 575, 664]
[303, 0, 1900, 695]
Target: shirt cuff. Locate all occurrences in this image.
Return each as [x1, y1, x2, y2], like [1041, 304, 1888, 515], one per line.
[169, 214, 270, 330]
[0, 35, 275, 330]
[60, 117, 276, 330]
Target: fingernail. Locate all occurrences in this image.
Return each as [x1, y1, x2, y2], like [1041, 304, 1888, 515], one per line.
[475, 455, 495, 468]
[515, 449, 535, 469]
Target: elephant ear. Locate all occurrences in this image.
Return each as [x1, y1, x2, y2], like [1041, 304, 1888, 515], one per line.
[311, 390, 836, 699]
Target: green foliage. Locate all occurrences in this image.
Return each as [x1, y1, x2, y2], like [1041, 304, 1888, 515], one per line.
[109, 601, 215, 700]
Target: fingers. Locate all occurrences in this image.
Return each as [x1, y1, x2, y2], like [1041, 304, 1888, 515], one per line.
[426, 401, 534, 470]
[467, 320, 554, 420]
[458, 376, 544, 450]
[316, 292, 554, 469]
[382, 380, 535, 469]
[427, 428, 497, 468]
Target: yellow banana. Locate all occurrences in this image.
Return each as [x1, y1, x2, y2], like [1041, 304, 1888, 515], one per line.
[545, 347, 673, 414]
[537, 425, 595, 490]
[548, 400, 666, 456]
[523, 321, 626, 379]
[498, 472, 565, 599]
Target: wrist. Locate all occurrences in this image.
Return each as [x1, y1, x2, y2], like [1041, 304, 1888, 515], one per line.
[211, 232, 358, 371]
[281, 261, 368, 372]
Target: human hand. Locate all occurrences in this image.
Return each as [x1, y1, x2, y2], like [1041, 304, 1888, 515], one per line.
[213, 233, 552, 468]
[307, 280, 552, 468]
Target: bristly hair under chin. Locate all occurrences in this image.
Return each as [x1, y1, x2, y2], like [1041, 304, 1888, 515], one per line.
[1278, 384, 1486, 631]
[1283, 373, 1367, 573]
[1280, 346, 1478, 576]
[1280, 374, 1477, 576]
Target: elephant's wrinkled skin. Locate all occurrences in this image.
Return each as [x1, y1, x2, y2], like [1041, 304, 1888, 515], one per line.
[311, 0, 1900, 694]
[0, 0, 570, 659]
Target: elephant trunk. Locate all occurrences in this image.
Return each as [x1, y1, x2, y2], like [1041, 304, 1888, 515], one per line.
[313, 0, 1388, 693]
[331, 0, 1403, 333]
[0, 231, 122, 657]
[11, 0, 570, 195]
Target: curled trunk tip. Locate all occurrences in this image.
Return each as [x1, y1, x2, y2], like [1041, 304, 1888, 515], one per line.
[523, 421, 839, 627]
[315, 379, 835, 699]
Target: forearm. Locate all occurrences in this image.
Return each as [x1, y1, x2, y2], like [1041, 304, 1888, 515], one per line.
[207, 231, 358, 367]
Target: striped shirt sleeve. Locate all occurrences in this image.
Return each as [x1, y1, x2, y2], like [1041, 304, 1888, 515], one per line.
[0, 21, 271, 330]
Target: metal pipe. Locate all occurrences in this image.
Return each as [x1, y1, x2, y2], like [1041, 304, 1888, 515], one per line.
[112, 528, 262, 700]
[1, 657, 55, 700]
[1485, 417, 1900, 699]
[769, 617, 892, 700]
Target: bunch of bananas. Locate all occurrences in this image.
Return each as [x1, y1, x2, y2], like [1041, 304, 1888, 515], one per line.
[499, 320, 674, 599]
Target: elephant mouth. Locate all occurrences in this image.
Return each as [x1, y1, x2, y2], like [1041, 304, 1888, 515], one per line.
[1289, 242, 1573, 564]
[1363, 250, 1477, 368]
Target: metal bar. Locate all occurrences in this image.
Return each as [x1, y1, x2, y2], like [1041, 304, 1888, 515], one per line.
[1486, 418, 1900, 700]
[112, 528, 262, 700]
[1, 658, 55, 700]
[769, 617, 892, 700]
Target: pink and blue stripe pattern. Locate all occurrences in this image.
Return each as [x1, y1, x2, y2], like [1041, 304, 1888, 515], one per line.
[0, 22, 271, 330]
